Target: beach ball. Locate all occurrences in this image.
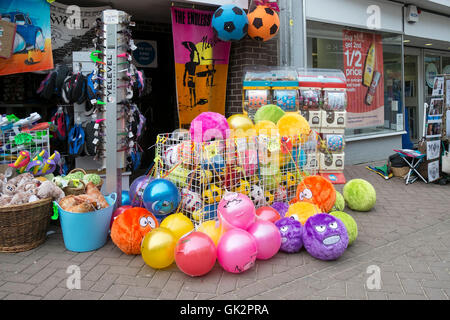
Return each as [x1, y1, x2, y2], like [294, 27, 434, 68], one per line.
[143, 179, 180, 219]
[110, 205, 132, 229]
[121, 190, 131, 206]
[160, 213, 194, 241]
[275, 217, 303, 253]
[256, 206, 281, 223]
[141, 227, 177, 269]
[129, 175, 152, 207]
[217, 228, 257, 273]
[302, 214, 348, 261]
[218, 192, 256, 232]
[198, 219, 223, 246]
[285, 202, 320, 225]
[247, 219, 281, 260]
[212, 4, 249, 41]
[175, 232, 217, 277]
[190, 112, 229, 143]
[247, 5, 280, 42]
[227, 113, 254, 135]
[343, 179, 376, 212]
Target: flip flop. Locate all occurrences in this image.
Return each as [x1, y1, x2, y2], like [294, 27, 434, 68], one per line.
[68, 124, 85, 156]
[83, 120, 97, 156]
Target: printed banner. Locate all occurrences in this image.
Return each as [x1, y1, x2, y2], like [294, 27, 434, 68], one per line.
[171, 7, 231, 128]
[343, 29, 384, 128]
[0, 0, 54, 76]
[50, 2, 110, 64]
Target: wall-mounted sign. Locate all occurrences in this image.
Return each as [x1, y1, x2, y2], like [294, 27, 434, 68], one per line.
[426, 63, 438, 88]
[132, 40, 157, 68]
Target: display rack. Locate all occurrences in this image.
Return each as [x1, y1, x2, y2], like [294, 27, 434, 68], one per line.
[0, 128, 50, 165]
[154, 131, 319, 227]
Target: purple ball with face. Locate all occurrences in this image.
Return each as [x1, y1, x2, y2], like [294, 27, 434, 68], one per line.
[275, 217, 303, 253]
[302, 214, 348, 260]
[271, 202, 289, 217]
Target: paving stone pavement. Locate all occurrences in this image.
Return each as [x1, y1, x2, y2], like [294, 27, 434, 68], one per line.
[0, 163, 449, 300]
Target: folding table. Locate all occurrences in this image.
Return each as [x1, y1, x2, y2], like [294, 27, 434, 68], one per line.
[393, 149, 427, 185]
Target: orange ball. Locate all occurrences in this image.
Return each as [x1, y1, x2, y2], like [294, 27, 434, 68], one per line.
[248, 5, 280, 42]
[285, 202, 320, 225]
[296, 175, 336, 213]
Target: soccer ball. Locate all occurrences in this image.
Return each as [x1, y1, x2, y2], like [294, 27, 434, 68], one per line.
[211, 4, 248, 41]
[248, 5, 280, 42]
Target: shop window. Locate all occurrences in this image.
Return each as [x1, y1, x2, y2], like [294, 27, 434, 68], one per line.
[307, 21, 404, 138]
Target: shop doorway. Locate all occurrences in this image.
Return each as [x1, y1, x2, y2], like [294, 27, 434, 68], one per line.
[404, 47, 423, 143]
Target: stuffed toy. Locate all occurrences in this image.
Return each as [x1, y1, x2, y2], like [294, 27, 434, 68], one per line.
[277, 112, 310, 139]
[58, 182, 109, 212]
[37, 180, 65, 203]
[271, 201, 289, 217]
[110, 207, 159, 255]
[285, 201, 320, 225]
[329, 211, 358, 245]
[331, 190, 345, 212]
[189, 112, 230, 143]
[275, 217, 303, 253]
[302, 213, 348, 261]
[295, 175, 336, 213]
[254, 104, 285, 124]
[343, 179, 376, 212]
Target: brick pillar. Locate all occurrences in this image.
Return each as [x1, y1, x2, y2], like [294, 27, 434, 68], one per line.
[225, 37, 278, 117]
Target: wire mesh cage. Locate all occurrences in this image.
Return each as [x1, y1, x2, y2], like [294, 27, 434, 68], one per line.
[0, 128, 51, 166]
[154, 129, 319, 227]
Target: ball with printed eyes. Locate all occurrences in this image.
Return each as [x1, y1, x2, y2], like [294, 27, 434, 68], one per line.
[302, 213, 349, 260]
[295, 175, 336, 213]
[180, 188, 203, 213]
[143, 179, 180, 219]
[275, 217, 303, 253]
[111, 207, 159, 255]
[249, 184, 265, 207]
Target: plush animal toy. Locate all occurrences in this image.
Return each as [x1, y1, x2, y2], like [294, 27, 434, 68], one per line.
[275, 217, 303, 253]
[37, 180, 65, 203]
[295, 175, 336, 213]
[110, 207, 159, 255]
[302, 213, 348, 260]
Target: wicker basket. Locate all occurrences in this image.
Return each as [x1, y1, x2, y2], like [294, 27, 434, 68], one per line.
[391, 166, 410, 178]
[63, 179, 86, 196]
[0, 198, 53, 252]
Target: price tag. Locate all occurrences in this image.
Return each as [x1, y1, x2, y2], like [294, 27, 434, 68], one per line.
[92, 138, 99, 145]
[236, 138, 247, 153]
[128, 132, 134, 138]
[94, 123, 100, 130]
[90, 99, 97, 105]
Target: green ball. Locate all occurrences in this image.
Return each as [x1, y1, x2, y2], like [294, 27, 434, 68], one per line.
[331, 190, 345, 212]
[254, 104, 285, 124]
[330, 211, 358, 245]
[343, 179, 376, 212]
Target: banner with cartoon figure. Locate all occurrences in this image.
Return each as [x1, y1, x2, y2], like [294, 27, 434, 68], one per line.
[0, 0, 54, 76]
[171, 7, 231, 128]
[343, 29, 384, 128]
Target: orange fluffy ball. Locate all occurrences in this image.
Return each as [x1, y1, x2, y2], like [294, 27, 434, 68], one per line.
[111, 207, 159, 255]
[296, 175, 336, 213]
[247, 5, 280, 42]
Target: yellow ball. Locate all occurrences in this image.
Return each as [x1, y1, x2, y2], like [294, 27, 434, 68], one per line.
[197, 220, 223, 247]
[285, 202, 320, 225]
[227, 114, 254, 131]
[277, 112, 310, 138]
[160, 213, 194, 241]
[141, 227, 177, 269]
[254, 120, 278, 136]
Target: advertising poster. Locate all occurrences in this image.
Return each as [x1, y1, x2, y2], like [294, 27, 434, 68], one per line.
[342, 29, 384, 128]
[171, 7, 231, 128]
[50, 2, 110, 64]
[0, 0, 54, 76]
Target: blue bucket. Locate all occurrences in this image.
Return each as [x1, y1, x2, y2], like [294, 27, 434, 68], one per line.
[55, 193, 117, 252]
